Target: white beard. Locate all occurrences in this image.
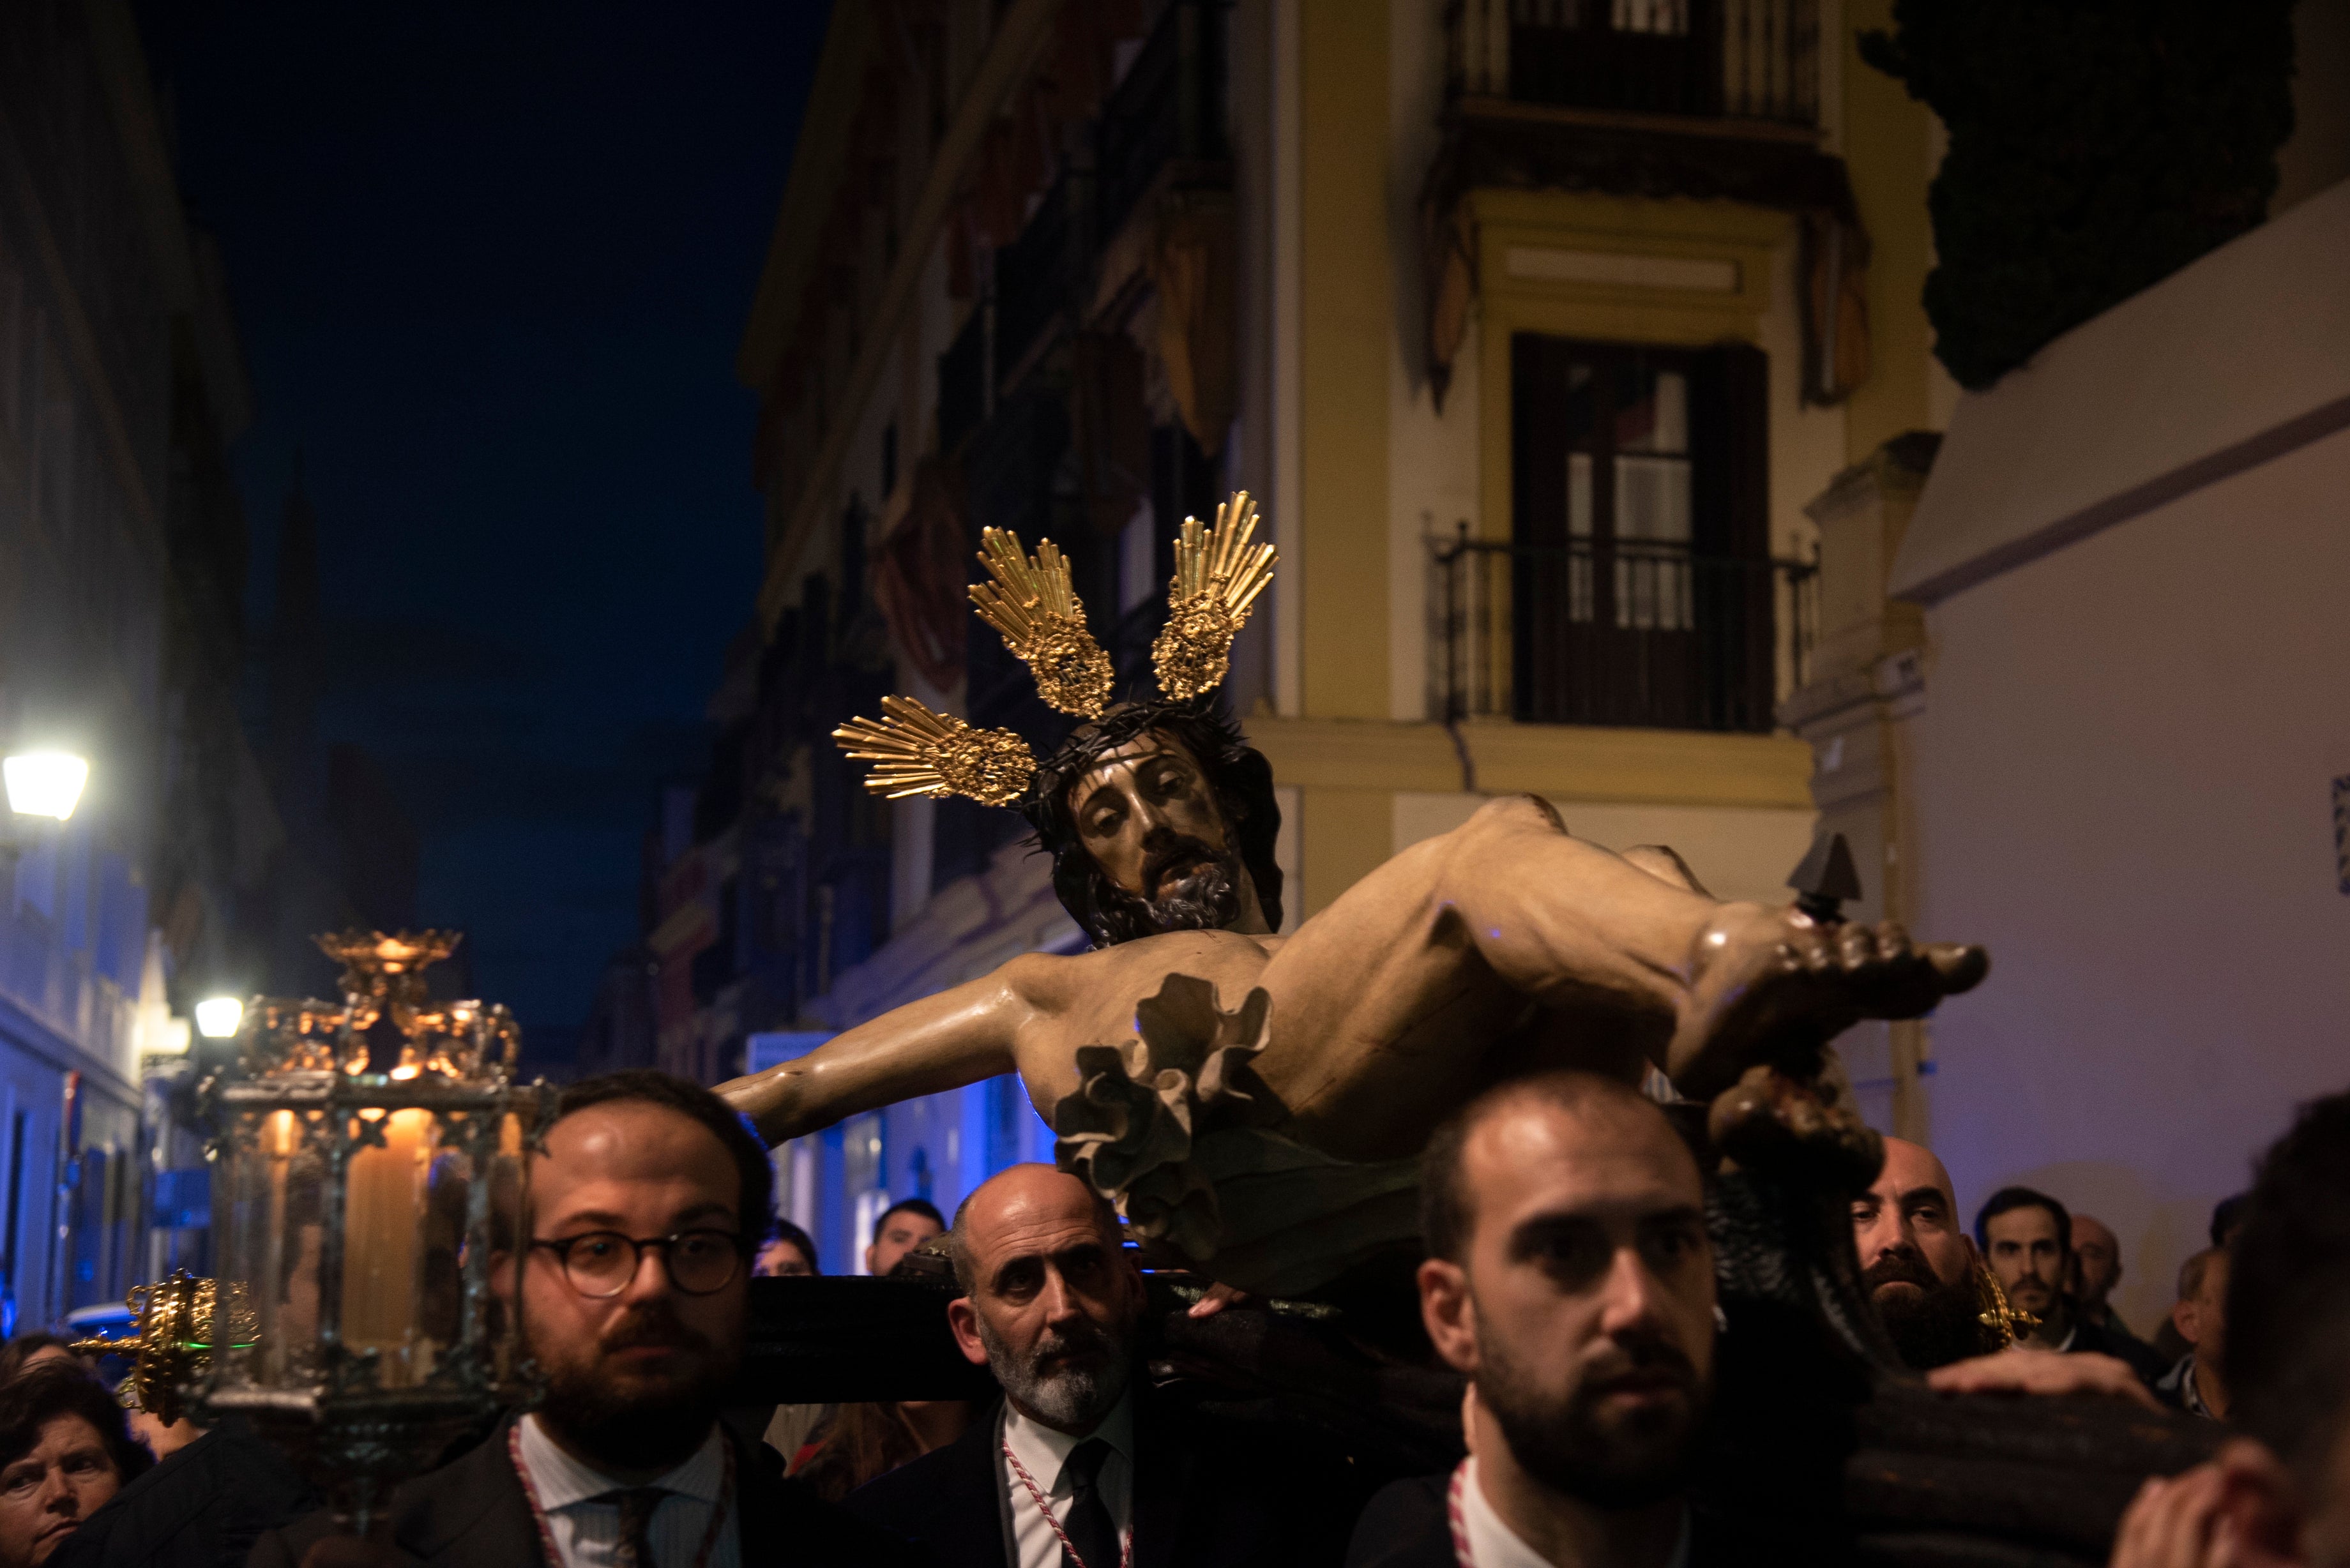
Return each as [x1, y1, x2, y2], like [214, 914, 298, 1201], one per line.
[976, 1310, 1132, 1431]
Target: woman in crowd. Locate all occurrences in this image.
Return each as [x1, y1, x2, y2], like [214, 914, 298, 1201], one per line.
[0, 1342, 74, 1390]
[0, 1360, 153, 1566]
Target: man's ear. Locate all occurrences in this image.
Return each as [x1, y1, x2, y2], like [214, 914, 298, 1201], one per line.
[2210, 1437, 2305, 1566]
[946, 1297, 990, 1368]
[1418, 1257, 1478, 1376]
[2172, 1295, 2202, 1347]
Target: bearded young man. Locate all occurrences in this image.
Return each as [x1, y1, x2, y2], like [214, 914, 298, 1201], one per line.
[844, 1163, 1368, 1568]
[1849, 1137, 1990, 1370]
[253, 1071, 906, 1568]
[1349, 1071, 1734, 1568]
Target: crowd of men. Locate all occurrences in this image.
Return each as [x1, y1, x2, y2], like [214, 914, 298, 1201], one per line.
[0, 1066, 2340, 1568]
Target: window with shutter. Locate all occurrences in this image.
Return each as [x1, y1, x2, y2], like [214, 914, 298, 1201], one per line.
[1509, 334, 1775, 730]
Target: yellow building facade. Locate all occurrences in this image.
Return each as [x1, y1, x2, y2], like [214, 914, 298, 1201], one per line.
[736, 0, 1959, 1133]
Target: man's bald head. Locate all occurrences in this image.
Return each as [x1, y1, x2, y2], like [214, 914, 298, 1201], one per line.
[1851, 1136, 1983, 1369]
[948, 1164, 1121, 1293]
[1854, 1138, 1968, 1288]
[2070, 1214, 2123, 1311]
[944, 1165, 1140, 1435]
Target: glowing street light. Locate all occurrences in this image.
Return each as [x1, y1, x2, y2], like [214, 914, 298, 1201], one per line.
[194, 997, 245, 1041]
[4, 752, 89, 821]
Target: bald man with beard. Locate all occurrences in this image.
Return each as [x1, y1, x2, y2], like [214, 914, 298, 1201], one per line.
[1849, 1138, 1992, 1369]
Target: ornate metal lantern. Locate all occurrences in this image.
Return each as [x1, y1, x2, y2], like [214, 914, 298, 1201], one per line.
[188, 930, 552, 1534]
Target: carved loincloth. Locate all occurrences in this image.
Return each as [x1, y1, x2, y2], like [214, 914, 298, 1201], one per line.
[1050, 974, 1422, 1298]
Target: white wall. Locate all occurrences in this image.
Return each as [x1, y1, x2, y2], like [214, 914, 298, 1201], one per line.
[1907, 426, 2350, 1333]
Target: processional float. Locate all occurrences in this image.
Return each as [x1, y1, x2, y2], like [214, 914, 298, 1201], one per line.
[75, 931, 552, 1537]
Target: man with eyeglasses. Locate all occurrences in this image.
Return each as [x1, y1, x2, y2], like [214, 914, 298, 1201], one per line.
[254, 1069, 907, 1567]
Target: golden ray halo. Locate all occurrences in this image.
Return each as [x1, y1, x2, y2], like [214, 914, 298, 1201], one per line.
[1153, 490, 1277, 702]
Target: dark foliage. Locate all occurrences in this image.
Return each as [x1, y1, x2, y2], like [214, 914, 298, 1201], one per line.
[1861, 1, 2296, 388]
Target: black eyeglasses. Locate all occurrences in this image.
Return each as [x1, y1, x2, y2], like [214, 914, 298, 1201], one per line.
[529, 1230, 745, 1298]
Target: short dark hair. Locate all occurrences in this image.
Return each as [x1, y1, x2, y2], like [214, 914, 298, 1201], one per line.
[1022, 698, 1284, 948]
[0, 1334, 75, 1386]
[2228, 1089, 2350, 1481]
[2176, 1247, 2225, 1303]
[0, 1360, 154, 1487]
[769, 1218, 819, 1274]
[1420, 1071, 1682, 1263]
[874, 1197, 944, 1240]
[2209, 1191, 2250, 1249]
[554, 1070, 774, 1256]
[1973, 1186, 2071, 1255]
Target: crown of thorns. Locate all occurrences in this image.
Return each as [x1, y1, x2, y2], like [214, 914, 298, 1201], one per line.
[832, 492, 1275, 808]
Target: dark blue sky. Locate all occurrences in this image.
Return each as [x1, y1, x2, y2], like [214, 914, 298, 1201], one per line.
[137, 2, 830, 1041]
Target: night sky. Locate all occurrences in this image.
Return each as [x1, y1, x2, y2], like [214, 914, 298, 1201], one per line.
[136, 3, 831, 1048]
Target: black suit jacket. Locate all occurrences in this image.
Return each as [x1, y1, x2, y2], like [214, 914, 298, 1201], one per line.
[1344, 1472, 1771, 1568]
[2068, 1311, 2170, 1384]
[50, 1420, 319, 1568]
[846, 1391, 1371, 1568]
[247, 1418, 911, 1567]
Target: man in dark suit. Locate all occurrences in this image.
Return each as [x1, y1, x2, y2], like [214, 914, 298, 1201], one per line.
[250, 1069, 906, 1567]
[1976, 1186, 2163, 1379]
[845, 1163, 1367, 1568]
[1347, 1073, 1728, 1568]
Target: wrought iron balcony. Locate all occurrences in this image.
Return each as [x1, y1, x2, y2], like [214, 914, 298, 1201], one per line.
[1447, 0, 1819, 128]
[993, 174, 1074, 386]
[1096, 0, 1230, 247]
[938, 301, 989, 457]
[1434, 532, 1816, 733]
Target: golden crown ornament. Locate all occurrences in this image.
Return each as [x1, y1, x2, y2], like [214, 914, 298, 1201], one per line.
[833, 491, 1277, 806]
[834, 696, 1037, 807]
[969, 529, 1116, 719]
[1153, 492, 1275, 702]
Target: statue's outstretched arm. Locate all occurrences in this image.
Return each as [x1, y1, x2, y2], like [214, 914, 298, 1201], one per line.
[1425, 796, 1983, 1096]
[715, 956, 1054, 1146]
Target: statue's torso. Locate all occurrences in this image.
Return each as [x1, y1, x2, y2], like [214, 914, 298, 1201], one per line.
[1008, 894, 1654, 1164]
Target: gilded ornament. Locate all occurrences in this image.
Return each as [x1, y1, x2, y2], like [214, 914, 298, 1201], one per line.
[833, 695, 1038, 806]
[1973, 1261, 2042, 1348]
[968, 529, 1114, 718]
[831, 494, 1277, 806]
[1152, 490, 1277, 701]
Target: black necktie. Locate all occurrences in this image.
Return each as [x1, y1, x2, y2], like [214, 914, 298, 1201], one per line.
[608, 1486, 667, 1568]
[1060, 1439, 1119, 1568]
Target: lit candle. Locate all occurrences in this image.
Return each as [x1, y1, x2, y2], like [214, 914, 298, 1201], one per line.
[342, 1108, 431, 1385]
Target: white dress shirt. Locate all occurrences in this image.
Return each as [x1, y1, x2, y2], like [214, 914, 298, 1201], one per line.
[998, 1391, 1135, 1568]
[1460, 1457, 1688, 1568]
[513, 1415, 739, 1568]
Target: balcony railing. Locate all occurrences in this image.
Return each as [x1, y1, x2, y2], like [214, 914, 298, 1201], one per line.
[1096, 0, 1229, 246]
[1448, 0, 1819, 127]
[938, 301, 989, 456]
[1434, 532, 1816, 733]
[994, 174, 1073, 384]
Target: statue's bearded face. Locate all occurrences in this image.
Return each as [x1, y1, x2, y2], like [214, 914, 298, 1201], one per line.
[1066, 732, 1246, 938]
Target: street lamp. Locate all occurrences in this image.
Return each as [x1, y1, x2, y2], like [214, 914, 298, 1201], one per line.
[3, 751, 89, 820]
[194, 997, 245, 1041]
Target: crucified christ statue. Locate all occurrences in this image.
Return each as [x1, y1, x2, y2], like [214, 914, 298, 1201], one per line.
[718, 698, 1983, 1294]
[717, 502, 1982, 1294]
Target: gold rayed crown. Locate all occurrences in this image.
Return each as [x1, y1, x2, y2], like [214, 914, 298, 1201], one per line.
[832, 491, 1276, 806]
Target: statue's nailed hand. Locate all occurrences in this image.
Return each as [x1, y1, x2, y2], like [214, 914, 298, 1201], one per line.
[1666, 904, 1988, 1099]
